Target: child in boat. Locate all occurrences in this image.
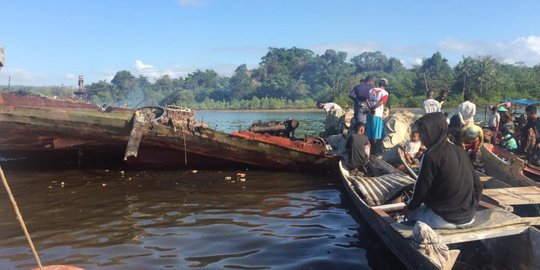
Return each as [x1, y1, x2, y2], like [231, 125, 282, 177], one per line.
[498, 126, 518, 153]
[402, 131, 425, 166]
[345, 122, 370, 175]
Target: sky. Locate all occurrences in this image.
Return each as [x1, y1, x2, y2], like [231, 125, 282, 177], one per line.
[1, 0, 540, 86]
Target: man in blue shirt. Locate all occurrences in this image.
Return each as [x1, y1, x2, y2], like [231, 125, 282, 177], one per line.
[349, 76, 374, 125]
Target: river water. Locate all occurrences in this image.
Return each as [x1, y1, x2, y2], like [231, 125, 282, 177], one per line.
[0, 111, 405, 270]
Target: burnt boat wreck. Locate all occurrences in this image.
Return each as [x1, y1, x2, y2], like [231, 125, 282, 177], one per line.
[0, 92, 337, 171]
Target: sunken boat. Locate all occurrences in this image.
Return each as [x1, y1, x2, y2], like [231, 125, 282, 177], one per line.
[338, 158, 540, 269]
[0, 92, 338, 171]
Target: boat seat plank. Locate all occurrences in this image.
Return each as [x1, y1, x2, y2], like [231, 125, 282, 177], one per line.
[522, 217, 540, 226]
[348, 173, 414, 206]
[482, 186, 540, 205]
[390, 209, 530, 245]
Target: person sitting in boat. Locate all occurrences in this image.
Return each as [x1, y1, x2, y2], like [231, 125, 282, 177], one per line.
[282, 119, 299, 139]
[406, 112, 482, 229]
[447, 114, 461, 144]
[459, 124, 484, 163]
[345, 122, 370, 175]
[513, 115, 529, 153]
[401, 131, 425, 166]
[523, 105, 540, 166]
[497, 126, 518, 153]
[497, 104, 513, 132]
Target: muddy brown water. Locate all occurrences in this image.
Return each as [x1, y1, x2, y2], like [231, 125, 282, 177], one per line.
[0, 111, 408, 269]
[0, 169, 404, 269]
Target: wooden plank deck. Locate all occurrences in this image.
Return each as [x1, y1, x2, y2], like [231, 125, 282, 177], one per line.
[482, 186, 540, 206]
[390, 208, 530, 245]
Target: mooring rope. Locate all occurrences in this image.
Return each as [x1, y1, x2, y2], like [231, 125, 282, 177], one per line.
[0, 165, 44, 270]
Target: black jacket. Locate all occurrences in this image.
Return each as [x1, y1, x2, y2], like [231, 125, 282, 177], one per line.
[408, 112, 482, 224]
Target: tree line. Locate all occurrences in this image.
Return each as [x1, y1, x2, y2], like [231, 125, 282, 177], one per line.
[5, 48, 540, 110]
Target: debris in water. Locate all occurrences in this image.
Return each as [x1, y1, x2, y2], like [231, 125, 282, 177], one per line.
[102, 183, 107, 187]
[191, 170, 198, 173]
[237, 173, 246, 182]
[224, 176, 232, 180]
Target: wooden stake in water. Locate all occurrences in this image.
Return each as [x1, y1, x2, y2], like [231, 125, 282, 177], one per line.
[0, 165, 44, 270]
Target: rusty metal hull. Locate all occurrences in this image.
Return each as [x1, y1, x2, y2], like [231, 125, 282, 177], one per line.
[0, 93, 337, 171]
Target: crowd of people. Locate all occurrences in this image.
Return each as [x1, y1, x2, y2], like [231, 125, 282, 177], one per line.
[318, 74, 540, 175]
[317, 75, 540, 229]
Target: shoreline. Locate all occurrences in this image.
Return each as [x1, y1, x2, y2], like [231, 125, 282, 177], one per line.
[196, 107, 420, 113]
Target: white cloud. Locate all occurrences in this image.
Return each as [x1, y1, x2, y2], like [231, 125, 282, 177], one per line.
[438, 37, 478, 53]
[438, 35, 540, 66]
[135, 60, 154, 70]
[177, 0, 206, 7]
[134, 59, 193, 80]
[0, 68, 46, 85]
[309, 42, 379, 56]
[308, 36, 540, 68]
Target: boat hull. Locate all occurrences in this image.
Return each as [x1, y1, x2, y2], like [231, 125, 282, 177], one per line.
[0, 93, 337, 171]
[480, 143, 539, 187]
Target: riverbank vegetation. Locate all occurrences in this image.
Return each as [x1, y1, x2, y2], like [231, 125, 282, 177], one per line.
[4, 48, 540, 110]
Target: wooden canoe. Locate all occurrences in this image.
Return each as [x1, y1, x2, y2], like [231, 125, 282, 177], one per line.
[339, 158, 540, 269]
[480, 143, 540, 187]
[0, 92, 338, 171]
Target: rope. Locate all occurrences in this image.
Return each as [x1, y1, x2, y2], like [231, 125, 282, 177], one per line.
[183, 131, 188, 166]
[0, 165, 44, 270]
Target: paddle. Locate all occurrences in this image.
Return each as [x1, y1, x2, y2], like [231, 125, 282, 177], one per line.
[0, 164, 84, 270]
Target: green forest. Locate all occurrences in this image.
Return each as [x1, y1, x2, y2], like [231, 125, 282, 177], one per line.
[5, 48, 540, 110]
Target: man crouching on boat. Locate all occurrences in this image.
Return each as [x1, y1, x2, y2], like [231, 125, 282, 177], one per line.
[345, 122, 370, 176]
[405, 112, 482, 229]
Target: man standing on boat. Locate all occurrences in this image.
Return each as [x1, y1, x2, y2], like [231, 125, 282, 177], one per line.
[406, 112, 482, 229]
[349, 76, 374, 125]
[457, 93, 476, 127]
[423, 91, 441, 114]
[366, 78, 389, 155]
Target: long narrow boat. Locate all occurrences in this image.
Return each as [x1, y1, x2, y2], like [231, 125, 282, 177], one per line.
[480, 143, 540, 187]
[339, 158, 540, 269]
[0, 92, 338, 171]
